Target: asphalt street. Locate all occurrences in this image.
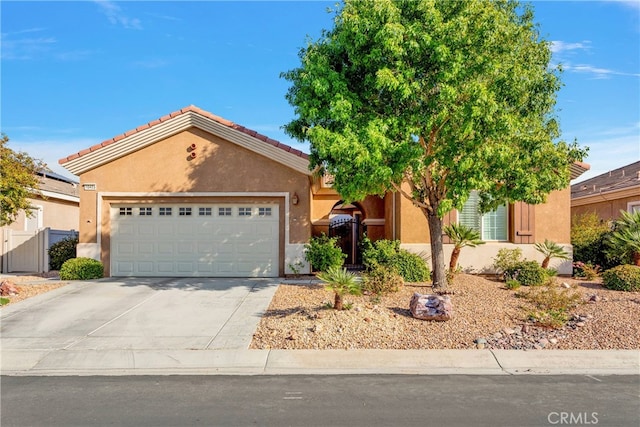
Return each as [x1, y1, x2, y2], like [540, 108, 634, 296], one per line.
[2, 375, 638, 427]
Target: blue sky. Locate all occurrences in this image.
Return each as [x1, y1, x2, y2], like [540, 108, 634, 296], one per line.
[2, 1, 639, 183]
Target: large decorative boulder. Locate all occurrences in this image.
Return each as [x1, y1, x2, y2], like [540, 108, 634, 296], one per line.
[0, 280, 20, 296]
[409, 293, 452, 321]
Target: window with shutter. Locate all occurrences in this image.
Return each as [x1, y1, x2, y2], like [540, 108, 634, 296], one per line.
[459, 191, 508, 241]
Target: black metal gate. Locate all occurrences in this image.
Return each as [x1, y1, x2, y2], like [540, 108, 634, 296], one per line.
[328, 216, 365, 267]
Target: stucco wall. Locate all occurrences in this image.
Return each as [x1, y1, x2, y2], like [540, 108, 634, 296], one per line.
[2, 196, 79, 232]
[572, 194, 640, 222]
[534, 188, 571, 243]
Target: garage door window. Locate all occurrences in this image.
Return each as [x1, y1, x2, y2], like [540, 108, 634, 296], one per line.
[139, 207, 152, 216]
[239, 207, 252, 217]
[179, 207, 192, 216]
[258, 207, 272, 217]
[199, 207, 212, 216]
[218, 207, 232, 216]
[119, 207, 132, 216]
[159, 207, 172, 216]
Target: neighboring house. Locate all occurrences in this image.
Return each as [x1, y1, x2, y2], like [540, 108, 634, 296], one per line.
[59, 106, 588, 278]
[571, 161, 640, 222]
[1, 171, 80, 273]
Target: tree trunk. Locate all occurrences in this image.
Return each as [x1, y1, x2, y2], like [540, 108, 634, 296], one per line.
[449, 247, 461, 271]
[541, 257, 550, 269]
[633, 252, 640, 267]
[426, 210, 448, 291]
[334, 293, 343, 310]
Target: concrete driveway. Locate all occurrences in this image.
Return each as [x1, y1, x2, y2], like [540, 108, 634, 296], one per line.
[1, 277, 279, 371]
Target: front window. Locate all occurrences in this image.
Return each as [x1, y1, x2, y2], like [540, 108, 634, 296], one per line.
[459, 191, 508, 241]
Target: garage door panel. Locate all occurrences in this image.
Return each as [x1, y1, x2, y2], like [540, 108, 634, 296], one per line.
[111, 203, 279, 277]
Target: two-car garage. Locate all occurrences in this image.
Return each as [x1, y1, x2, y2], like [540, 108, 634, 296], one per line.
[110, 203, 279, 277]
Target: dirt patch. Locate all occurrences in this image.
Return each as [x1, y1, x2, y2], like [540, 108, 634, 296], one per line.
[0, 273, 69, 307]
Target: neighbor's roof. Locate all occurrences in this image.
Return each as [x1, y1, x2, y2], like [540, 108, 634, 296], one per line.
[59, 105, 310, 175]
[36, 170, 79, 201]
[571, 160, 640, 199]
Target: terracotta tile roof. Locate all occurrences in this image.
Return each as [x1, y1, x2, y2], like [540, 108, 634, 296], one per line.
[59, 105, 308, 165]
[571, 160, 640, 199]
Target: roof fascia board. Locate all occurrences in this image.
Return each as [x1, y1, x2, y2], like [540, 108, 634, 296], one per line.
[62, 112, 311, 176]
[571, 184, 640, 206]
[39, 190, 80, 203]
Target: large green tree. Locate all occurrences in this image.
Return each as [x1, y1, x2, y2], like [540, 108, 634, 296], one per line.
[0, 134, 45, 226]
[283, 0, 586, 290]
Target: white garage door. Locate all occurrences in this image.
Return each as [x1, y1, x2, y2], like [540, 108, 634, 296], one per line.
[111, 204, 279, 277]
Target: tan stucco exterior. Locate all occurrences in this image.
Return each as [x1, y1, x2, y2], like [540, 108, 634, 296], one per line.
[571, 189, 640, 222]
[77, 127, 311, 276]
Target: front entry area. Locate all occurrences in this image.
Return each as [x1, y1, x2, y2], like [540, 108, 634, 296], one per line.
[110, 203, 279, 277]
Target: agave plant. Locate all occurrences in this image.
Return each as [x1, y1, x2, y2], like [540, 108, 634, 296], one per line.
[444, 223, 485, 271]
[606, 210, 640, 266]
[316, 266, 362, 310]
[534, 239, 570, 269]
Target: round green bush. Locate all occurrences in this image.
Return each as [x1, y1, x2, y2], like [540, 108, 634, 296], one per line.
[505, 261, 547, 286]
[304, 234, 346, 272]
[48, 236, 78, 270]
[602, 265, 640, 292]
[59, 257, 104, 280]
[362, 265, 404, 295]
[389, 250, 431, 282]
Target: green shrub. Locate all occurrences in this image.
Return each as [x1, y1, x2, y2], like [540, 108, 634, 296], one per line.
[493, 248, 523, 276]
[304, 234, 346, 272]
[316, 266, 362, 310]
[48, 236, 78, 270]
[571, 213, 611, 268]
[602, 265, 640, 292]
[361, 237, 400, 268]
[362, 238, 430, 282]
[505, 279, 521, 290]
[389, 251, 431, 282]
[0, 297, 9, 306]
[504, 261, 547, 286]
[59, 257, 104, 280]
[362, 265, 404, 295]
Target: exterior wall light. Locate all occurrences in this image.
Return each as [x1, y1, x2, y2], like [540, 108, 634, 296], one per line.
[292, 192, 299, 205]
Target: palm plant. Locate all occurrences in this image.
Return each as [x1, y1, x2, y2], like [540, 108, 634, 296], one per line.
[444, 223, 485, 270]
[534, 239, 570, 269]
[316, 266, 361, 310]
[606, 210, 640, 266]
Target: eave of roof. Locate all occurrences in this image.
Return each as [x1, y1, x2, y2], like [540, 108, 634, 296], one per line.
[570, 161, 590, 181]
[59, 105, 310, 176]
[571, 160, 640, 199]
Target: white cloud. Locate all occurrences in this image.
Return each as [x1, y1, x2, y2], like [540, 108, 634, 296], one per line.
[564, 63, 640, 79]
[0, 33, 56, 60]
[94, 0, 142, 30]
[550, 40, 591, 54]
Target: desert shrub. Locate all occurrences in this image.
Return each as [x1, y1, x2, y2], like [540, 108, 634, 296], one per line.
[362, 238, 430, 282]
[573, 261, 601, 280]
[0, 297, 9, 306]
[504, 261, 547, 286]
[602, 265, 640, 292]
[361, 237, 400, 268]
[571, 212, 611, 268]
[389, 251, 431, 282]
[304, 234, 346, 272]
[59, 257, 104, 280]
[316, 266, 361, 310]
[505, 279, 521, 290]
[48, 236, 78, 270]
[493, 248, 523, 276]
[518, 280, 582, 328]
[362, 265, 404, 295]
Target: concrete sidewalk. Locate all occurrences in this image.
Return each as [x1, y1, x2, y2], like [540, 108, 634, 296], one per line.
[1, 277, 638, 377]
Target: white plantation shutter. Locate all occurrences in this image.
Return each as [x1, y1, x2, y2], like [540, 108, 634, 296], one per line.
[459, 191, 481, 233]
[459, 191, 507, 241]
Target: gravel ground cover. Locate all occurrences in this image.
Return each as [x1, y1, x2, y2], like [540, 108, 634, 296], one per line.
[0, 273, 68, 307]
[251, 274, 640, 350]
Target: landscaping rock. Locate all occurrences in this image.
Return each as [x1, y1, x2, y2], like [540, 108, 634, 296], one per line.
[0, 280, 19, 296]
[409, 293, 452, 321]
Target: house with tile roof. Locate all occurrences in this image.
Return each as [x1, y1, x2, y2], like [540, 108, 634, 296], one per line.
[571, 161, 640, 221]
[60, 106, 588, 278]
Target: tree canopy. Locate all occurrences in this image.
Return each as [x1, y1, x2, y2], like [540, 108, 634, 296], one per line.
[0, 133, 45, 226]
[282, 0, 587, 289]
